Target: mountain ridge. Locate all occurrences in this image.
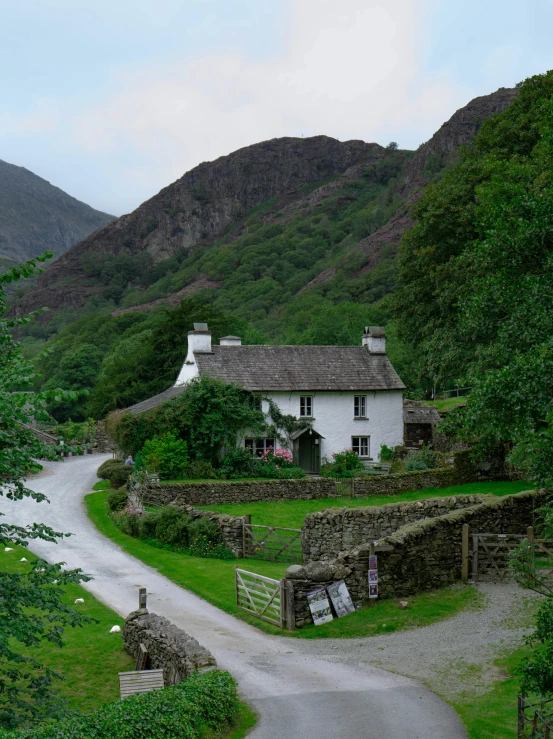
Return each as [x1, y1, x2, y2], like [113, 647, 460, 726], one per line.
[0, 159, 114, 265]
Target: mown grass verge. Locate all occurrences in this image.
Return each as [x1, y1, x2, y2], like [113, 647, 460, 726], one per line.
[87, 491, 484, 639]
[1, 545, 134, 715]
[196, 480, 535, 529]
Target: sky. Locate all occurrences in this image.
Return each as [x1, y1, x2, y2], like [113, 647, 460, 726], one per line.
[1, 0, 552, 216]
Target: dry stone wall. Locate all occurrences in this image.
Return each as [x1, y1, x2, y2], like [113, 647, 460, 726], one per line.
[141, 455, 499, 508]
[302, 494, 492, 562]
[123, 610, 216, 685]
[286, 489, 547, 628]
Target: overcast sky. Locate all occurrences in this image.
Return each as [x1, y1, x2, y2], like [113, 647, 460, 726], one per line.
[1, 0, 552, 215]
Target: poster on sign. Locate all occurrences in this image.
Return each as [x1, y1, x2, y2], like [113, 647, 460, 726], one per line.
[307, 588, 334, 625]
[369, 555, 377, 570]
[327, 580, 355, 618]
[368, 569, 378, 583]
[369, 582, 378, 599]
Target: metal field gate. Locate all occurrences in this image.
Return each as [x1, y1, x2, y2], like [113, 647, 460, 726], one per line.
[235, 568, 288, 628]
[243, 522, 302, 563]
[334, 478, 354, 498]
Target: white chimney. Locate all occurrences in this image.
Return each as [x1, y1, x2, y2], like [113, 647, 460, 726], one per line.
[220, 336, 242, 346]
[364, 326, 386, 354]
[174, 323, 211, 386]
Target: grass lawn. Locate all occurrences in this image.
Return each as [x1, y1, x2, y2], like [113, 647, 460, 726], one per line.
[195, 480, 535, 529]
[86, 491, 485, 639]
[452, 647, 528, 739]
[1, 545, 134, 714]
[421, 397, 468, 412]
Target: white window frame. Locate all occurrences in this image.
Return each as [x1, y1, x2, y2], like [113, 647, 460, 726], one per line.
[352, 436, 370, 458]
[245, 438, 275, 456]
[300, 396, 313, 418]
[354, 395, 367, 419]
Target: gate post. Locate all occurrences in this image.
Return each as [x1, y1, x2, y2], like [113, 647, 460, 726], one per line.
[462, 524, 469, 583]
[242, 515, 252, 557]
[472, 534, 479, 582]
[285, 580, 296, 631]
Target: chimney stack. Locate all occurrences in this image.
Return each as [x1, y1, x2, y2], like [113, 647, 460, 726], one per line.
[220, 336, 242, 346]
[363, 326, 386, 354]
[185, 322, 212, 362]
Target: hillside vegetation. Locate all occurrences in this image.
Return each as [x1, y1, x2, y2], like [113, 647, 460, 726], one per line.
[12, 88, 518, 420]
[395, 69, 553, 487]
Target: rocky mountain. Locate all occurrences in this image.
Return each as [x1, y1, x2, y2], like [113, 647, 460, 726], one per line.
[0, 159, 114, 266]
[15, 87, 517, 321]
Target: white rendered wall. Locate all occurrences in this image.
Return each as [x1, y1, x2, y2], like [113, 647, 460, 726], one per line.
[258, 390, 404, 461]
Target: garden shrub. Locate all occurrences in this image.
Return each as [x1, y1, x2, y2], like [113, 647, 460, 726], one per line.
[320, 448, 364, 478]
[142, 432, 189, 480]
[185, 459, 217, 479]
[152, 507, 193, 548]
[188, 517, 222, 553]
[0, 670, 238, 739]
[96, 459, 131, 488]
[219, 448, 256, 479]
[106, 486, 128, 512]
[380, 444, 399, 462]
[404, 445, 438, 471]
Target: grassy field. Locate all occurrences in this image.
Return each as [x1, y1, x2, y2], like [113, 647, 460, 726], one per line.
[2, 545, 134, 714]
[195, 480, 535, 529]
[87, 490, 484, 639]
[421, 397, 468, 412]
[2, 543, 257, 736]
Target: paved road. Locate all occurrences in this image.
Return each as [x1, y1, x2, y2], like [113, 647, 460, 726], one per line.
[5, 456, 467, 739]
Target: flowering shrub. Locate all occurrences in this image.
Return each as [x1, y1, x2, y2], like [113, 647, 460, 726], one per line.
[260, 447, 294, 466]
[321, 448, 364, 478]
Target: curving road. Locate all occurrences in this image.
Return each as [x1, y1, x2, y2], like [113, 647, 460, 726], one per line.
[5, 456, 467, 739]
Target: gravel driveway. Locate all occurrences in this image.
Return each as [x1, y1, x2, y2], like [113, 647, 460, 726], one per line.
[5, 456, 475, 739]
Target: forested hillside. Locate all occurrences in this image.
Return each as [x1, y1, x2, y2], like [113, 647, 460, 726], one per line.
[14, 87, 518, 421]
[394, 70, 553, 486]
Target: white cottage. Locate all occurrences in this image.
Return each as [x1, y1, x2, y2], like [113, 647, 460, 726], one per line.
[127, 323, 405, 473]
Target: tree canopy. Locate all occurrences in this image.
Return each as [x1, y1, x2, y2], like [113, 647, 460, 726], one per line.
[394, 70, 553, 485]
[0, 256, 91, 728]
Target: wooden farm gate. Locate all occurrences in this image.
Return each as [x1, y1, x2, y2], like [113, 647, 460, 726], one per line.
[243, 522, 302, 563]
[518, 694, 553, 738]
[463, 526, 553, 586]
[470, 533, 525, 582]
[235, 568, 289, 627]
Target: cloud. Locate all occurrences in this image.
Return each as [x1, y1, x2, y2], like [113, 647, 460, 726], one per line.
[3, 0, 469, 212]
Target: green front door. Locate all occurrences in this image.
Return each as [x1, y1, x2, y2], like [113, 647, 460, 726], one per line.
[297, 433, 320, 474]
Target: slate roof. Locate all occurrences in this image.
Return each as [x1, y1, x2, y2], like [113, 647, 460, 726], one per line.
[194, 346, 404, 392]
[126, 385, 184, 414]
[125, 345, 405, 414]
[403, 406, 441, 424]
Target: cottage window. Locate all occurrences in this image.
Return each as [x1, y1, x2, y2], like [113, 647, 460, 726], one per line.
[354, 396, 367, 418]
[352, 436, 370, 458]
[300, 396, 313, 417]
[245, 438, 275, 456]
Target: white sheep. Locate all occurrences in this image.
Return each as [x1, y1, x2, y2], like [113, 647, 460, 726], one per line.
[74, 598, 84, 604]
[4, 547, 13, 552]
[109, 625, 121, 633]
[20, 557, 27, 562]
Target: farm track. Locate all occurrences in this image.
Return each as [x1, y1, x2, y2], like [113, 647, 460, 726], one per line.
[6, 456, 469, 738]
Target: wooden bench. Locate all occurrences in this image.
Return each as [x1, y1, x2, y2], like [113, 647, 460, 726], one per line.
[118, 669, 164, 700]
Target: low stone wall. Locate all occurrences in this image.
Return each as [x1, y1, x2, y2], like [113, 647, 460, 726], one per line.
[141, 452, 503, 508]
[302, 493, 492, 562]
[123, 610, 216, 684]
[286, 489, 547, 627]
[142, 478, 337, 506]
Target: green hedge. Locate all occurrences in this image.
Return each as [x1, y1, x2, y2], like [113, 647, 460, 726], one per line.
[1, 670, 238, 739]
[97, 459, 131, 488]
